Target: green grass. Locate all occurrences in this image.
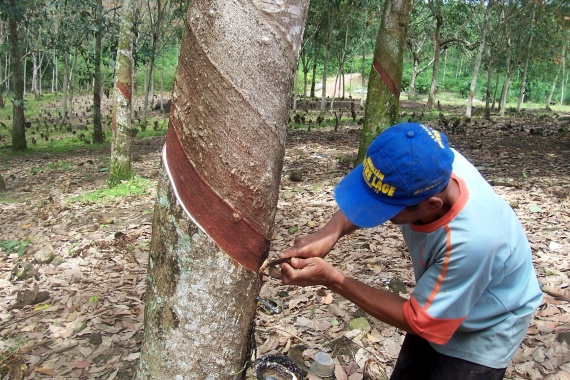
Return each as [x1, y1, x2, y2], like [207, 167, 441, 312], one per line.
[0, 192, 16, 204]
[29, 159, 73, 175]
[0, 90, 169, 155]
[27, 138, 110, 155]
[137, 128, 167, 138]
[68, 175, 154, 204]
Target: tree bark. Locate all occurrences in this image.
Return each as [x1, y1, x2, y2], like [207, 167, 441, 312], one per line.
[360, 44, 366, 108]
[52, 49, 56, 93]
[320, 2, 336, 115]
[466, 1, 490, 117]
[8, 0, 27, 151]
[110, 0, 135, 186]
[142, 0, 165, 124]
[561, 47, 567, 106]
[310, 36, 318, 98]
[426, 15, 443, 110]
[498, 39, 512, 116]
[484, 53, 493, 119]
[408, 44, 434, 99]
[330, 26, 349, 111]
[301, 51, 309, 100]
[92, 0, 104, 143]
[137, 0, 309, 378]
[517, 39, 532, 112]
[491, 69, 499, 110]
[547, 62, 560, 108]
[356, 0, 412, 165]
[68, 49, 78, 117]
[61, 52, 69, 120]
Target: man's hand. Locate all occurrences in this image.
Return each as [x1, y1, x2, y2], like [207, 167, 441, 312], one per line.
[279, 210, 358, 260]
[279, 231, 336, 260]
[281, 258, 412, 333]
[279, 257, 339, 287]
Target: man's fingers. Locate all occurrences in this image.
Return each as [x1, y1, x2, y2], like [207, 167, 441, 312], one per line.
[278, 247, 299, 259]
[287, 257, 309, 269]
[267, 257, 291, 267]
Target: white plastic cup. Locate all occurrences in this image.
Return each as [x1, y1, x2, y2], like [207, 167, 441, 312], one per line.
[309, 351, 335, 378]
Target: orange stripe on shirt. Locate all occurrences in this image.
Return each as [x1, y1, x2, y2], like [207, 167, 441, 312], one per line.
[403, 297, 465, 344]
[424, 224, 453, 309]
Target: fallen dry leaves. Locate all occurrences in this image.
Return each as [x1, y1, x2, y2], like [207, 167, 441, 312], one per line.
[0, 104, 569, 379]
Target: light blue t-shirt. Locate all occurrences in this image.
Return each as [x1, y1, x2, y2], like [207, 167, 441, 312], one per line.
[400, 150, 542, 368]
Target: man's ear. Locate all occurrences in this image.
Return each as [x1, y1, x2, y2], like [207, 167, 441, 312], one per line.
[424, 196, 444, 211]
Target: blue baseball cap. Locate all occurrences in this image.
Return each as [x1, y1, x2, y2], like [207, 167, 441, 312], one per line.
[335, 123, 454, 228]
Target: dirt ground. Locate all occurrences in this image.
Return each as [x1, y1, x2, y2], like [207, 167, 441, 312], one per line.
[1, 98, 570, 380]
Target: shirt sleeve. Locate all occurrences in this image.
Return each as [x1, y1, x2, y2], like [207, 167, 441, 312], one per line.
[402, 224, 502, 345]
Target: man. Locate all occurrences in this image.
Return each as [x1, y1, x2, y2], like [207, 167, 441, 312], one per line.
[278, 122, 542, 379]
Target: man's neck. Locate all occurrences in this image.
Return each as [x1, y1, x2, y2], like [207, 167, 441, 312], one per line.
[414, 178, 459, 225]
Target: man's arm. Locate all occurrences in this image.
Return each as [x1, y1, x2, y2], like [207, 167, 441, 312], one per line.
[329, 269, 413, 332]
[280, 257, 414, 333]
[279, 210, 359, 259]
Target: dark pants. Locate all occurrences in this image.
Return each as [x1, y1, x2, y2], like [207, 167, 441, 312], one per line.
[390, 334, 507, 380]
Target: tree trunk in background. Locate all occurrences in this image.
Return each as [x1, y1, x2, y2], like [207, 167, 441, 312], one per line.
[361, 45, 366, 108]
[51, 49, 56, 93]
[356, 0, 412, 165]
[320, 3, 336, 115]
[160, 51, 164, 112]
[23, 56, 26, 97]
[61, 53, 69, 119]
[547, 62, 560, 107]
[498, 40, 512, 116]
[408, 50, 434, 99]
[426, 15, 443, 110]
[136, 0, 308, 378]
[310, 37, 318, 98]
[0, 30, 3, 93]
[484, 55, 493, 119]
[68, 49, 78, 116]
[330, 26, 349, 111]
[8, 0, 27, 151]
[293, 70, 298, 111]
[466, 1, 490, 117]
[92, 0, 104, 144]
[32, 52, 38, 99]
[561, 48, 567, 105]
[517, 39, 532, 112]
[142, 0, 164, 124]
[109, 0, 135, 186]
[302, 55, 309, 100]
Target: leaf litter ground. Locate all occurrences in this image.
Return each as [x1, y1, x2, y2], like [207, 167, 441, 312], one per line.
[0, 102, 569, 379]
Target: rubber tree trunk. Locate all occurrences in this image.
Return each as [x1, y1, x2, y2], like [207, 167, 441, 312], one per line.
[300, 49, 309, 100]
[61, 53, 69, 120]
[407, 35, 433, 99]
[310, 37, 318, 98]
[560, 48, 567, 106]
[516, 38, 532, 112]
[92, 0, 104, 144]
[498, 40, 512, 117]
[484, 55, 493, 120]
[466, 1, 490, 118]
[109, 0, 135, 186]
[8, 0, 27, 152]
[547, 45, 565, 108]
[137, 0, 309, 378]
[68, 49, 78, 117]
[356, 0, 412, 165]
[142, 0, 164, 124]
[320, 3, 336, 115]
[547, 63, 560, 108]
[426, 15, 443, 111]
